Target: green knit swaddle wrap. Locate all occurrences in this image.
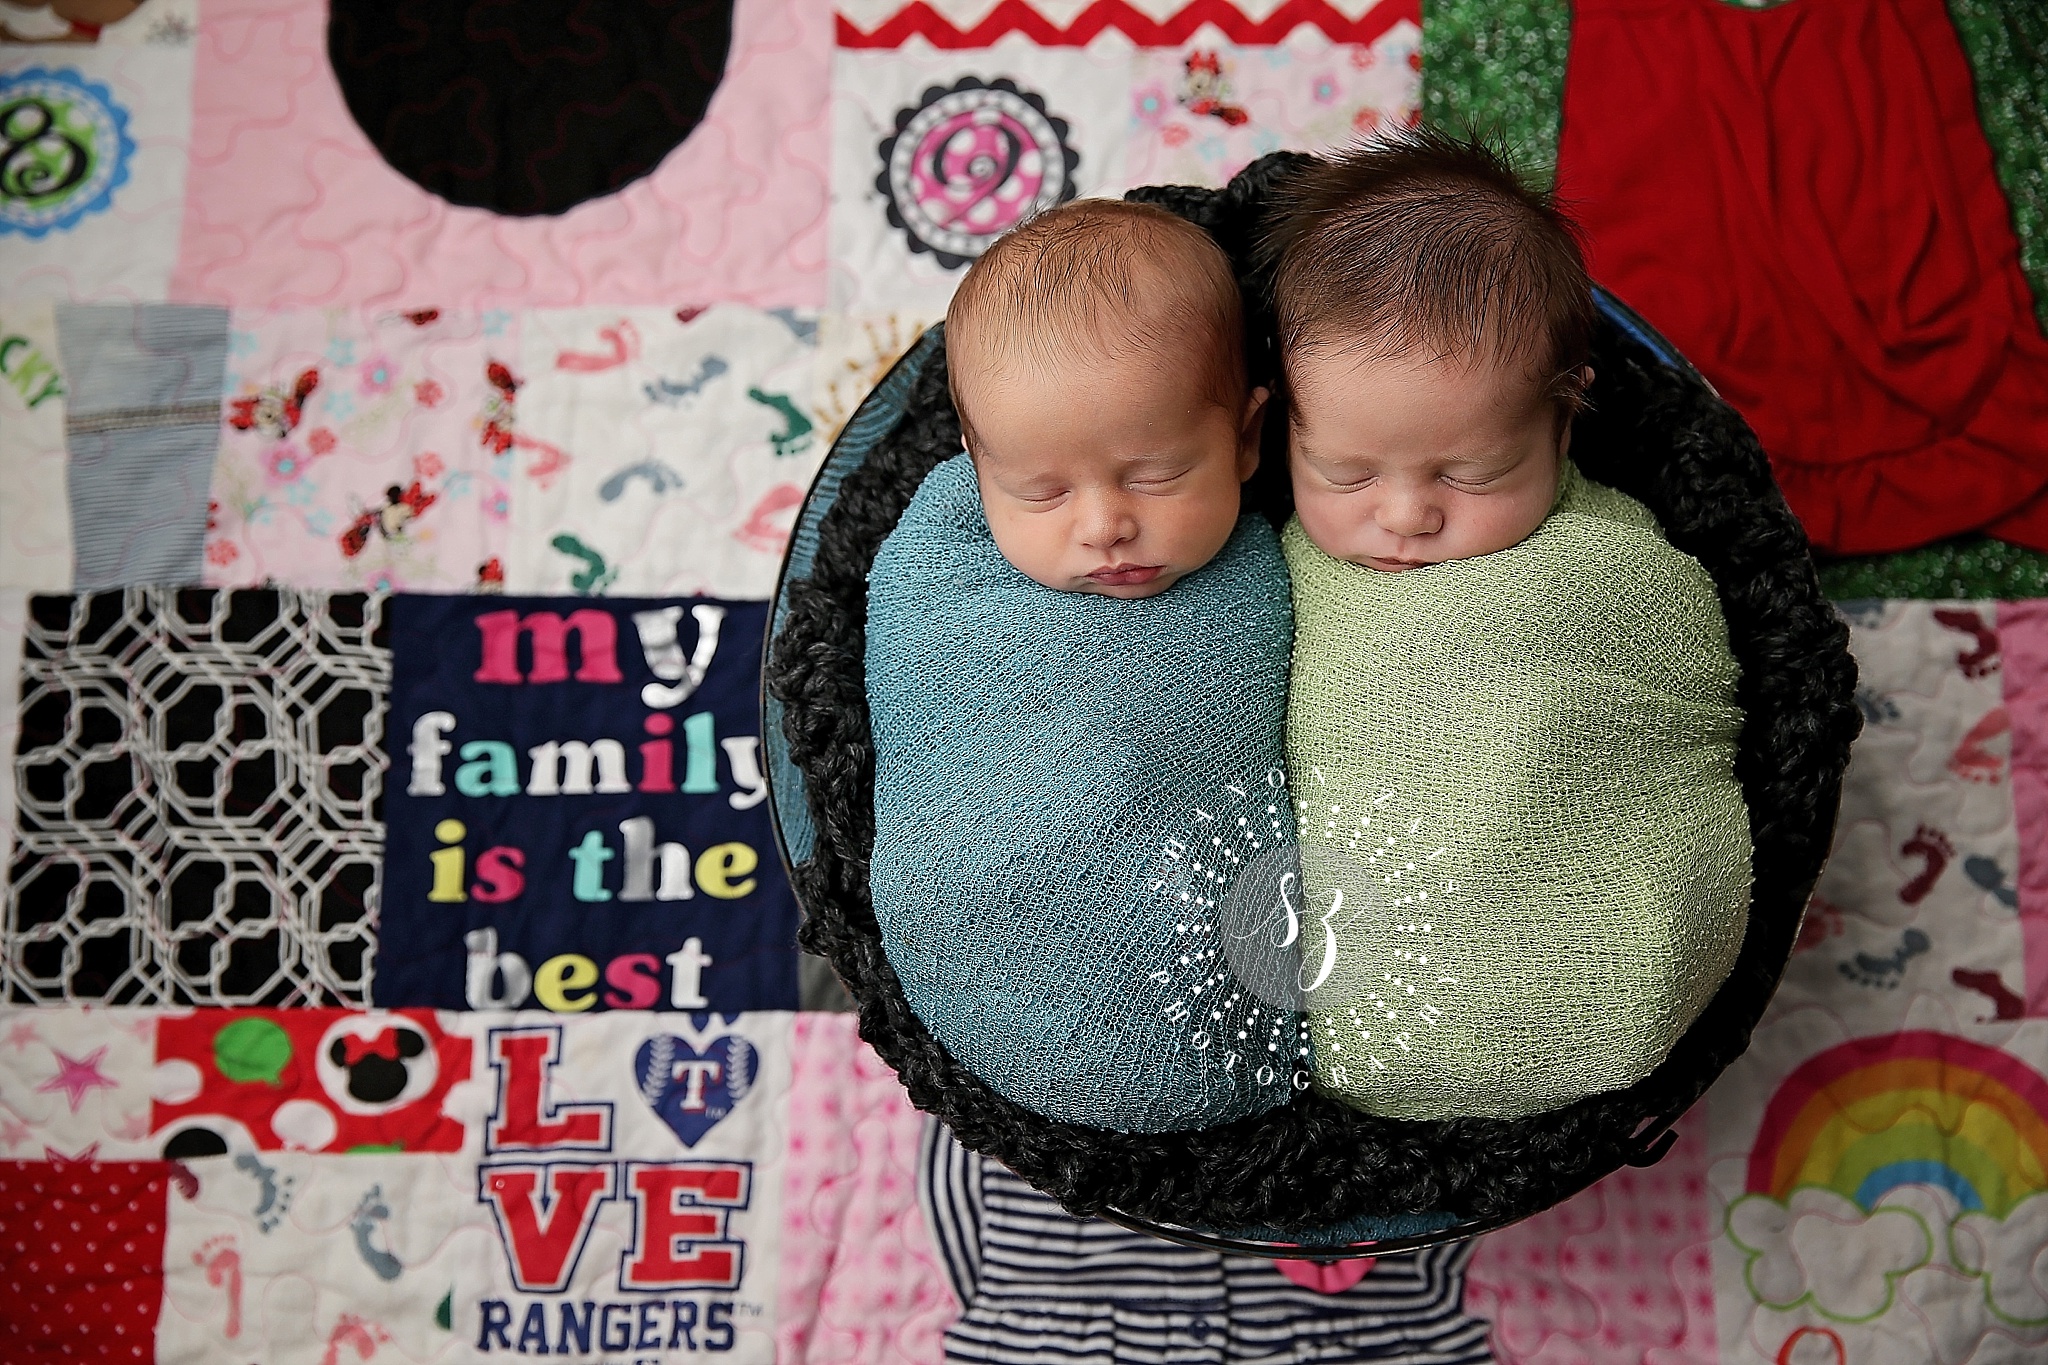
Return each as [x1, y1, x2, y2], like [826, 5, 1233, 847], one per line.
[1284, 461, 1751, 1121]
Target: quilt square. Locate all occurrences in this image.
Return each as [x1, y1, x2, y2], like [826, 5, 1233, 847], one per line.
[0, 303, 73, 591]
[1993, 598, 2048, 1017]
[204, 308, 517, 593]
[171, 0, 830, 310]
[1707, 1016, 2048, 1365]
[0, 1155, 169, 1363]
[56, 303, 229, 590]
[1124, 21, 1421, 190]
[831, 37, 1137, 314]
[0, 590, 25, 881]
[158, 1148, 492, 1364]
[376, 594, 799, 1014]
[835, 0, 1415, 49]
[1796, 602, 2023, 1032]
[775, 1013, 952, 1364]
[4, 589, 387, 1006]
[503, 306, 823, 600]
[0, 41, 193, 302]
[446, 1012, 794, 1363]
[0, 1007, 157, 1160]
[151, 1008, 473, 1157]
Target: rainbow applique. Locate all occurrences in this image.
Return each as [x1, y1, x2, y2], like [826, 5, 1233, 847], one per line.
[1746, 1030, 2048, 1218]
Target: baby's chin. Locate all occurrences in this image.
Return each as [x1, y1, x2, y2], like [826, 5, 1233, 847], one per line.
[1078, 580, 1176, 599]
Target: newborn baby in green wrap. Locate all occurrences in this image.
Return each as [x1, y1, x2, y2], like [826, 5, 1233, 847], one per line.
[1267, 129, 1753, 1121]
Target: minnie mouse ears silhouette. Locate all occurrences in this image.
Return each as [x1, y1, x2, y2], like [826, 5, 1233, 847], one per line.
[761, 155, 1861, 1258]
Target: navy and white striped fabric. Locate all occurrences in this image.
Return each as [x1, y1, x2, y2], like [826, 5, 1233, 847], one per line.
[918, 1122, 1497, 1364]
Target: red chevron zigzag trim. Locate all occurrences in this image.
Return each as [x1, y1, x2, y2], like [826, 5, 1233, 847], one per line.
[837, 0, 1418, 49]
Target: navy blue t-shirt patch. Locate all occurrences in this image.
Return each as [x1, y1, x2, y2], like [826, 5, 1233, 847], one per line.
[377, 595, 797, 1012]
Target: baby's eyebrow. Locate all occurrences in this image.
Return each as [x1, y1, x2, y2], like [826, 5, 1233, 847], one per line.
[1444, 450, 1522, 473]
[1297, 446, 1358, 469]
[1115, 447, 1192, 467]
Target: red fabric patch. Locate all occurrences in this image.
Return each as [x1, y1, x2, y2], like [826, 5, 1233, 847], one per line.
[1557, 0, 2048, 555]
[0, 1157, 168, 1361]
[152, 1008, 471, 1154]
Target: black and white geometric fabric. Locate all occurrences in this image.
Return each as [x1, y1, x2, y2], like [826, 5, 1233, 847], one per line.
[5, 589, 387, 1004]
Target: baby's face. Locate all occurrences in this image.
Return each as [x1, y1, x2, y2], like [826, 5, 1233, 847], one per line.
[963, 353, 1266, 598]
[1287, 347, 1573, 572]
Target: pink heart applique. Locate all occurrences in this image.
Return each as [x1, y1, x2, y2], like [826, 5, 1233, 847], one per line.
[1275, 1255, 1375, 1294]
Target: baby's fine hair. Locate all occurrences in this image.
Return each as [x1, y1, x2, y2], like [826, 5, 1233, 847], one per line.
[1262, 127, 1596, 414]
[945, 198, 1246, 446]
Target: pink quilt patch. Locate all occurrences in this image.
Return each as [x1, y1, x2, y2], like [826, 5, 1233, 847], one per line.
[171, 0, 829, 310]
[1468, 1124, 1717, 1363]
[775, 1013, 954, 1364]
[1995, 599, 2048, 1015]
[205, 308, 516, 591]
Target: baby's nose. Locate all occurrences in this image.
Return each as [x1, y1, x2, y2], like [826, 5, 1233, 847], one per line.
[1376, 492, 1442, 538]
[1079, 493, 1139, 546]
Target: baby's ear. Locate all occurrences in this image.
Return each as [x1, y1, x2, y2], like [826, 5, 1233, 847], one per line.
[1237, 387, 1271, 482]
[1554, 366, 1594, 452]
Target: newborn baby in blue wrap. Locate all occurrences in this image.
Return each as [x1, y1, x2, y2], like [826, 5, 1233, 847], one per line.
[866, 200, 1302, 1133]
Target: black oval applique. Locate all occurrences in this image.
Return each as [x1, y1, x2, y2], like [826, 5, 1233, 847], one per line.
[328, 0, 735, 218]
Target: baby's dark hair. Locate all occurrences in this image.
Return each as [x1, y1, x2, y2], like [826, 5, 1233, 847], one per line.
[947, 198, 1246, 453]
[1262, 127, 1595, 415]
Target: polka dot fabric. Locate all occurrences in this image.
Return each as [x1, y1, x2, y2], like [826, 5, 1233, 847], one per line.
[0, 1159, 168, 1362]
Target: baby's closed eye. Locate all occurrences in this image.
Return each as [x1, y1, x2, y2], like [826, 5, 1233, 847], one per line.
[1438, 457, 1524, 489]
[1129, 466, 1195, 492]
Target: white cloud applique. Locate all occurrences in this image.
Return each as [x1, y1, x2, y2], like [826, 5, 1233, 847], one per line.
[1950, 1191, 2048, 1327]
[1727, 1188, 1933, 1321]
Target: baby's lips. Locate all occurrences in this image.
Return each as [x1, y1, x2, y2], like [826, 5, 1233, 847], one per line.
[1087, 564, 1164, 586]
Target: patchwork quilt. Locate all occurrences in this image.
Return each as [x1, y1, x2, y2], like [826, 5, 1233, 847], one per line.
[1, 2, 2045, 1362]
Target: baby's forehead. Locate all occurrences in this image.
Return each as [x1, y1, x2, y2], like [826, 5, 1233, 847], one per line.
[965, 314, 1211, 386]
[1291, 336, 1553, 400]
[952, 205, 1235, 347]
[958, 260, 1223, 354]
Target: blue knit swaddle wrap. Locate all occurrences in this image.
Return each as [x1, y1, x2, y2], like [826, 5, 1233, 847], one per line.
[866, 454, 1300, 1133]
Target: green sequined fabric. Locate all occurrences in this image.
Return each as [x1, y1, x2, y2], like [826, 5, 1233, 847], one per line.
[1419, 0, 1570, 185]
[1817, 538, 2048, 603]
[1946, 0, 2048, 334]
[1422, 0, 2048, 596]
